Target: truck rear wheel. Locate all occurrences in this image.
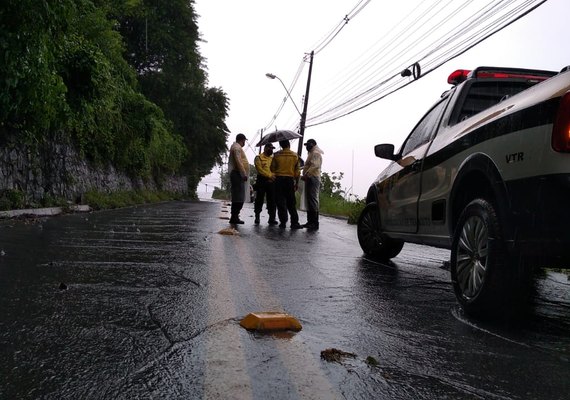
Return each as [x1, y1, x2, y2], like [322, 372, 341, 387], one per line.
[357, 202, 404, 260]
[451, 198, 512, 316]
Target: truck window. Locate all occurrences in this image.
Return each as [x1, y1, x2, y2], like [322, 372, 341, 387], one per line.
[452, 81, 537, 124]
[401, 99, 448, 156]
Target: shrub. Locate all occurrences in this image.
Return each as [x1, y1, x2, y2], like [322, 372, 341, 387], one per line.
[347, 199, 365, 224]
[0, 189, 26, 210]
[212, 187, 229, 200]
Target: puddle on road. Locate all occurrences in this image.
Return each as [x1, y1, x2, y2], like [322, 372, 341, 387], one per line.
[450, 269, 570, 356]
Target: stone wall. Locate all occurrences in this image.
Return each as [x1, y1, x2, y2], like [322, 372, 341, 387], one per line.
[0, 138, 188, 205]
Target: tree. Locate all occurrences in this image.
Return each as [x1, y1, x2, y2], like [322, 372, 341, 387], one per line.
[0, 0, 71, 135]
[0, 0, 186, 179]
[0, 0, 226, 192]
[320, 172, 345, 199]
[111, 0, 229, 191]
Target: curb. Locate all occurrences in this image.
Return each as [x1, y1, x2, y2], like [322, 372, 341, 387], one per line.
[0, 205, 92, 219]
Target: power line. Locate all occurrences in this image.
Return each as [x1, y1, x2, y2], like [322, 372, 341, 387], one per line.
[257, 0, 373, 140]
[300, 0, 454, 117]
[307, 1, 435, 119]
[307, 0, 490, 120]
[311, 0, 372, 55]
[305, 0, 547, 127]
[314, 0, 541, 122]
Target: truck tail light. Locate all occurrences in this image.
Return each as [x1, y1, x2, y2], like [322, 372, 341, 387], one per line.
[552, 92, 570, 152]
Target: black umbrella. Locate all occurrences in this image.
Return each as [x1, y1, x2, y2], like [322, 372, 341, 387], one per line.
[256, 129, 302, 147]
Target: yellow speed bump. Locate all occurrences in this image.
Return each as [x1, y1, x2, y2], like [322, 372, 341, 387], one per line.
[240, 312, 302, 332]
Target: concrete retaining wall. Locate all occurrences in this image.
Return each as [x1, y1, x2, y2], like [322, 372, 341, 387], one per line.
[0, 138, 188, 205]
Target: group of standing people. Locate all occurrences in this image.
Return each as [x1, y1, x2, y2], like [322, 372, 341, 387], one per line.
[227, 133, 323, 230]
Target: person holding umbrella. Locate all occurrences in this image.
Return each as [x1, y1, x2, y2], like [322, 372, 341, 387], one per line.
[256, 129, 301, 147]
[270, 140, 303, 229]
[253, 143, 278, 225]
[228, 133, 249, 224]
[301, 139, 324, 230]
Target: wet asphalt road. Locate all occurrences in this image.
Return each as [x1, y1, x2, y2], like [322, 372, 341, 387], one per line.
[0, 199, 569, 399]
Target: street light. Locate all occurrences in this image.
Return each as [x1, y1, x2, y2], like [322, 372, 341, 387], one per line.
[265, 73, 302, 117]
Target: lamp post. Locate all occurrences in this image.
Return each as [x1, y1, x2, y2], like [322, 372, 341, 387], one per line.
[265, 51, 314, 156]
[265, 73, 302, 117]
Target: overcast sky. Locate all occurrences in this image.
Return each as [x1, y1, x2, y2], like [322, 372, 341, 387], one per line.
[195, 0, 568, 198]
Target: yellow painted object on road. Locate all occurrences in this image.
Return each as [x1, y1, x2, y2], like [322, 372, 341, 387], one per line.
[218, 227, 239, 235]
[240, 312, 302, 332]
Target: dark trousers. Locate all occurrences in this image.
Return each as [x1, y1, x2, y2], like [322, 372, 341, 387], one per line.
[230, 170, 245, 220]
[254, 176, 276, 220]
[230, 202, 244, 221]
[274, 176, 299, 225]
[305, 176, 320, 226]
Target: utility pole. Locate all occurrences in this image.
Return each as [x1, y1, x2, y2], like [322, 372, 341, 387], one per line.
[297, 51, 314, 157]
[258, 128, 264, 154]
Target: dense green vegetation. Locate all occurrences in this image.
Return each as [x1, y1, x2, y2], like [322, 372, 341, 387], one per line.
[317, 172, 365, 224]
[0, 0, 228, 189]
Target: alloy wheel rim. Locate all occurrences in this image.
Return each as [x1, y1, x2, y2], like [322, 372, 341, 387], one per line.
[359, 208, 383, 252]
[455, 215, 488, 299]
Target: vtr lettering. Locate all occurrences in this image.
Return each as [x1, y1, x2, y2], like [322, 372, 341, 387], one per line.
[505, 152, 524, 163]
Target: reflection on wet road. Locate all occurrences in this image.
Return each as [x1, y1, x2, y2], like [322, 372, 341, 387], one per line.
[0, 200, 568, 399]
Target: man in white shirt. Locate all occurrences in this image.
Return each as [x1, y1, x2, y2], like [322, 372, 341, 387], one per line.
[301, 139, 323, 230]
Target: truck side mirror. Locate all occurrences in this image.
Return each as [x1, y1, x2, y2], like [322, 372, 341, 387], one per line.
[374, 144, 397, 160]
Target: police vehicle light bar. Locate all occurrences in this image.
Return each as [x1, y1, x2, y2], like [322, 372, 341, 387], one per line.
[448, 67, 556, 86]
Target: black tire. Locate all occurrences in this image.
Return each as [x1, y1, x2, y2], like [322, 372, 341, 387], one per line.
[450, 198, 512, 316]
[357, 202, 404, 260]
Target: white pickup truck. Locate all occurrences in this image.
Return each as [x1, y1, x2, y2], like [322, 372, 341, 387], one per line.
[357, 66, 570, 317]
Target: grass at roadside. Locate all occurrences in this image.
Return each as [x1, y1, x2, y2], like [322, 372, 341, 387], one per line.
[84, 190, 189, 210]
[319, 195, 365, 224]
